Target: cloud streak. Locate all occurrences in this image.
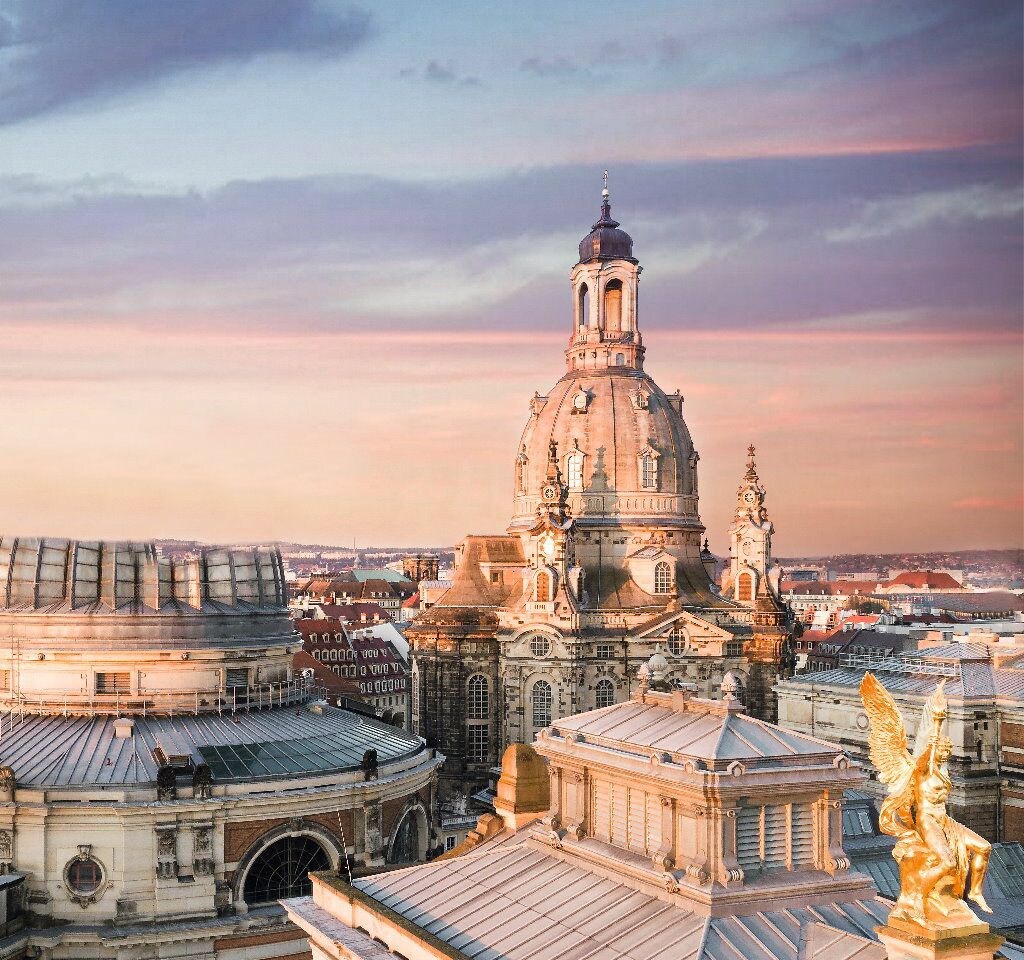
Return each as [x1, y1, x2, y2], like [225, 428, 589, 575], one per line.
[0, 0, 371, 124]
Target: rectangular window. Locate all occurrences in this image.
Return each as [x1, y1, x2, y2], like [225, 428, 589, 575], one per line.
[96, 672, 130, 694]
[467, 724, 489, 763]
[225, 668, 248, 688]
[445, 835, 457, 851]
[595, 643, 616, 660]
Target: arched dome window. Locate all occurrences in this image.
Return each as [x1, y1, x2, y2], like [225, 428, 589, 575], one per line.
[467, 674, 489, 719]
[243, 836, 330, 905]
[654, 561, 673, 594]
[535, 570, 553, 602]
[596, 678, 615, 709]
[566, 451, 584, 490]
[578, 283, 590, 329]
[516, 452, 528, 495]
[738, 572, 753, 602]
[640, 452, 658, 490]
[532, 680, 552, 730]
[604, 279, 623, 331]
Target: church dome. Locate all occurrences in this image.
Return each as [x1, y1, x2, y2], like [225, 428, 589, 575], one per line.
[509, 367, 700, 532]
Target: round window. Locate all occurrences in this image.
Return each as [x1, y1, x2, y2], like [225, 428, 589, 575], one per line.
[529, 634, 551, 658]
[66, 857, 103, 896]
[667, 627, 687, 657]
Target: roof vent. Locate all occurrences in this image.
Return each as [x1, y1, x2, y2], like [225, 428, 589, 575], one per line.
[113, 717, 134, 739]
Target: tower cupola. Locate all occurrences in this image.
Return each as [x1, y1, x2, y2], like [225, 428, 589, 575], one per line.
[568, 173, 644, 373]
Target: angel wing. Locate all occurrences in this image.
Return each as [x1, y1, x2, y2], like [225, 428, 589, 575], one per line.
[859, 672, 913, 786]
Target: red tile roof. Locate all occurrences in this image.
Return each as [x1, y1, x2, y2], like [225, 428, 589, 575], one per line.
[884, 570, 962, 590]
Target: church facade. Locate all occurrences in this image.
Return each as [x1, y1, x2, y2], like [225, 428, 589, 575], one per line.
[407, 185, 793, 801]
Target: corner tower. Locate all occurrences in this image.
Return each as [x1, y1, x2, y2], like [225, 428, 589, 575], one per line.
[725, 445, 776, 606]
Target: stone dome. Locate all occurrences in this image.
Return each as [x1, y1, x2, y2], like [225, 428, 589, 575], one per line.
[509, 367, 700, 533]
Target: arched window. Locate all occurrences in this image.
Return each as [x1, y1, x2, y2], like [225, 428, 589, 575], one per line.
[243, 836, 331, 905]
[411, 661, 420, 734]
[566, 451, 584, 490]
[596, 678, 615, 709]
[578, 283, 590, 328]
[604, 279, 623, 331]
[667, 625, 687, 656]
[654, 561, 673, 594]
[516, 453, 528, 494]
[536, 570, 552, 602]
[532, 680, 552, 730]
[529, 633, 551, 658]
[467, 674, 489, 719]
[640, 453, 658, 489]
[738, 573, 753, 602]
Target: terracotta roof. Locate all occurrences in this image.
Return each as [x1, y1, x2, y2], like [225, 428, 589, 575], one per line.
[293, 650, 362, 700]
[884, 570, 962, 590]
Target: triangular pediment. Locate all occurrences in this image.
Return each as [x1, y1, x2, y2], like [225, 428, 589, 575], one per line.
[634, 608, 733, 643]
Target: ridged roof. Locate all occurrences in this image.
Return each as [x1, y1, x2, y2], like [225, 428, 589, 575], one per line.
[344, 839, 890, 960]
[0, 536, 285, 614]
[552, 693, 845, 767]
[0, 702, 424, 787]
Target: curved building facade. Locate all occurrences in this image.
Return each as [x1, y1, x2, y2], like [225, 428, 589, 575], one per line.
[408, 187, 792, 802]
[0, 536, 441, 960]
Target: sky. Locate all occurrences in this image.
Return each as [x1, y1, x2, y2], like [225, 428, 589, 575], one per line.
[0, 0, 1021, 555]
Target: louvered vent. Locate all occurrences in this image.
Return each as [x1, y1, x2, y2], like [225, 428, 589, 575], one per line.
[645, 793, 662, 855]
[791, 802, 814, 866]
[736, 805, 761, 871]
[627, 787, 647, 855]
[610, 783, 627, 847]
[763, 805, 787, 869]
[592, 780, 612, 842]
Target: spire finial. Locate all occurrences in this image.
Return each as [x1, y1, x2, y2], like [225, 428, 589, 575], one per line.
[744, 444, 758, 481]
[600, 170, 611, 221]
[602, 169, 609, 197]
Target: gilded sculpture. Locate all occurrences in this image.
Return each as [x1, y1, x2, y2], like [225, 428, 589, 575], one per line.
[860, 672, 992, 932]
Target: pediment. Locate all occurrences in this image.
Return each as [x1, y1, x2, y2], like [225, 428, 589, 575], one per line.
[635, 609, 733, 643]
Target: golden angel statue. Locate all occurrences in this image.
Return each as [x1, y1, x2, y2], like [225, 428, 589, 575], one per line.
[860, 672, 992, 932]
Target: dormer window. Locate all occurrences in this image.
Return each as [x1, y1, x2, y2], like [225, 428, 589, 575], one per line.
[638, 446, 660, 489]
[566, 451, 584, 490]
[654, 561, 673, 594]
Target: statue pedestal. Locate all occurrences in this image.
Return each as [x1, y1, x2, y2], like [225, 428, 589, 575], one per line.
[875, 922, 1003, 960]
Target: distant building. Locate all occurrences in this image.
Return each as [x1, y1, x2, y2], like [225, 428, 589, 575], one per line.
[401, 553, 440, 583]
[777, 640, 1024, 842]
[292, 575, 414, 622]
[295, 617, 409, 727]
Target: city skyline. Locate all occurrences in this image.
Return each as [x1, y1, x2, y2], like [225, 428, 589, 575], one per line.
[2, 0, 1021, 553]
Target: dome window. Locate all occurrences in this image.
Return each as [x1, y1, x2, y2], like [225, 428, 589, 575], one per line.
[65, 854, 103, 898]
[515, 450, 528, 495]
[639, 448, 660, 490]
[654, 561, 673, 594]
[566, 451, 584, 489]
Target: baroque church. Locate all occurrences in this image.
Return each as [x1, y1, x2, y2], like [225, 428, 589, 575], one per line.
[407, 184, 793, 801]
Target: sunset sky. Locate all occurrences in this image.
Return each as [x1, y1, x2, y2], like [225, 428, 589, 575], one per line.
[1, 0, 1021, 554]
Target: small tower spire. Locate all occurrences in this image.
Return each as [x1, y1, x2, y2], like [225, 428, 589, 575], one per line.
[599, 169, 612, 224]
[745, 444, 758, 480]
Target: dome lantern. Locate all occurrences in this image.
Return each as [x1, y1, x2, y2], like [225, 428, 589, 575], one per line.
[567, 173, 644, 374]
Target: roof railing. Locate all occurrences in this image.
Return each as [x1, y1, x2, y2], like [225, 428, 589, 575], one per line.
[1, 673, 316, 719]
[839, 652, 960, 678]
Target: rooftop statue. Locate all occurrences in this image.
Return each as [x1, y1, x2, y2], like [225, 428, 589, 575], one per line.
[860, 672, 992, 933]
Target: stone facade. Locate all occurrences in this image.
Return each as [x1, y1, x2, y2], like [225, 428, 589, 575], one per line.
[408, 188, 793, 802]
